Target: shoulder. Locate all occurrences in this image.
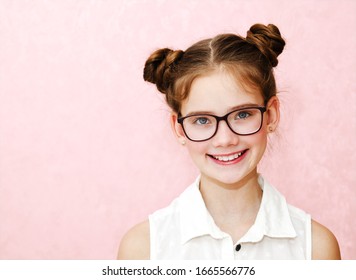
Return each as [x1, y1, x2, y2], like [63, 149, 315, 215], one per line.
[117, 220, 150, 260]
[311, 219, 341, 260]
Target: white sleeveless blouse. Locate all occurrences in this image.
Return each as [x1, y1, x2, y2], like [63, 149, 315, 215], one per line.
[149, 175, 311, 260]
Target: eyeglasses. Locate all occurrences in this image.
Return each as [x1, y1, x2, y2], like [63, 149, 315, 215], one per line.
[177, 106, 266, 142]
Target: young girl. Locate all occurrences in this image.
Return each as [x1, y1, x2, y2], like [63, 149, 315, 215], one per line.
[118, 23, 341, 260]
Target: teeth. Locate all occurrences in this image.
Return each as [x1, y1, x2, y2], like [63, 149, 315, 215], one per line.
[213, 152, 243, 162]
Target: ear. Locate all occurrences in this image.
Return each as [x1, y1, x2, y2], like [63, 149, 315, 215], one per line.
[266, 96, 280, 132]
[170, 113, 187, 145]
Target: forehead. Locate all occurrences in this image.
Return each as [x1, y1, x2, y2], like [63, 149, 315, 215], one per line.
[180, 70, 264, 115]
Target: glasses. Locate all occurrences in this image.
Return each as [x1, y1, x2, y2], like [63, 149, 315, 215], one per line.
[177, 106, 266, 142]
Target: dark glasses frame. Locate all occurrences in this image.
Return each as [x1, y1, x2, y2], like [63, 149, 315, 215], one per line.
[177, 106, 267, 142]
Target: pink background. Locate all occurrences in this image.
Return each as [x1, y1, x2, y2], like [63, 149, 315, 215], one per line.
[0, 0, 355, 259]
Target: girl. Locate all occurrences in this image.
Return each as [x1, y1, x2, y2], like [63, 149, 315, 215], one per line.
[118, 23, 340, 260]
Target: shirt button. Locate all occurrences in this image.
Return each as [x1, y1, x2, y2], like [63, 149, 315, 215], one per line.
[235, 244, 242, 252]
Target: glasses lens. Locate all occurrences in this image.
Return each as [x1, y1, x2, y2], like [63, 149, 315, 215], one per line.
[227, 108, 263, 135]
[182, 115, 217, 141]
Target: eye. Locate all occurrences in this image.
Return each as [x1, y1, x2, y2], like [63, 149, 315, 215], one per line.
[193, 117, 210, 125]
[235, 111, 251, 120]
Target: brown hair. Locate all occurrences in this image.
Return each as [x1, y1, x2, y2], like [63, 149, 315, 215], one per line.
[143, 23, 285, 113]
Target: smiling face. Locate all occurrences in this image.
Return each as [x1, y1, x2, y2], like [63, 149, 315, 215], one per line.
[171, 68, 279, 188]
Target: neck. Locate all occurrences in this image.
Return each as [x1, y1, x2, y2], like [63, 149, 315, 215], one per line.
[199, 170, 262, 219]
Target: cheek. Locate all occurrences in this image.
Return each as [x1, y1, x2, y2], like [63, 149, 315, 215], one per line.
[185, 142, 209, 158]
[250, 129, 268, 153]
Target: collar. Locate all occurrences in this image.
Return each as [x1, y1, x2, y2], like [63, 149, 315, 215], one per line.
[179, 175, 297, 245]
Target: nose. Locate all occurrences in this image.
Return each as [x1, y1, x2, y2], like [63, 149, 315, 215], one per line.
[211, 120, 239, 147]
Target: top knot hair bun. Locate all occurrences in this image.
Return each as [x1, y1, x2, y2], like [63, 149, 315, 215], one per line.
[143, 48, 184, 94]
[143, 23, 285, 113]
[245, 23, 285, 67]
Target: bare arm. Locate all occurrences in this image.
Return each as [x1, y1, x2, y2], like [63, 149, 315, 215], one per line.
[117, 220, 150, 260]
[312, 219, 341, 260]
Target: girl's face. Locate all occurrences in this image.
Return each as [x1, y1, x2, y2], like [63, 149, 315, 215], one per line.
[171, 69, 279, 187]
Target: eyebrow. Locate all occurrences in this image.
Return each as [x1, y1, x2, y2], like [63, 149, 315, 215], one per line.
[184, 103, 262, 117]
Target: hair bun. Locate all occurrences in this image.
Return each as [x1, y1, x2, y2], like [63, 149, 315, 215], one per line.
[245, 23, 285, 67]
[143, 48, 184, 94]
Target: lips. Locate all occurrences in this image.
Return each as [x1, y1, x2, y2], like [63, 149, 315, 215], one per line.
[207, 149, 248, 163]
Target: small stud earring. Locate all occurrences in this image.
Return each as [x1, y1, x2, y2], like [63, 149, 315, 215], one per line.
[268, 126, 274, 132]
[181, 140, 186, 145]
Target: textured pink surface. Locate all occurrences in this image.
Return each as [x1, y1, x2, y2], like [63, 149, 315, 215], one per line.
[0, 0, 355, 259]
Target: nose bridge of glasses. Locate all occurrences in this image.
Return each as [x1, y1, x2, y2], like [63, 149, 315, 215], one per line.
[215, 114, 236, 136]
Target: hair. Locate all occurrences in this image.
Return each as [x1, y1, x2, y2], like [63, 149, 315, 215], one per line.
[143, 23, 285, 113]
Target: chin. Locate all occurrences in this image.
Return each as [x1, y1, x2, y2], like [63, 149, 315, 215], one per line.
[204, 169, 254, 187]
[204, 165, 257, 185]
[225, 176, 250, 186]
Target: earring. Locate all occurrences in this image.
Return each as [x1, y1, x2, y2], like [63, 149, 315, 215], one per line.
[268, 126, 274, 132]
[181, 140, 186, 145]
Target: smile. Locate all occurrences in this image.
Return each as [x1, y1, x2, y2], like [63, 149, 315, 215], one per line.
[208, 150, 248, 163]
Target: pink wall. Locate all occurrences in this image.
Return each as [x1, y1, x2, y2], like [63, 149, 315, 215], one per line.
[0, 0, 355, 259]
